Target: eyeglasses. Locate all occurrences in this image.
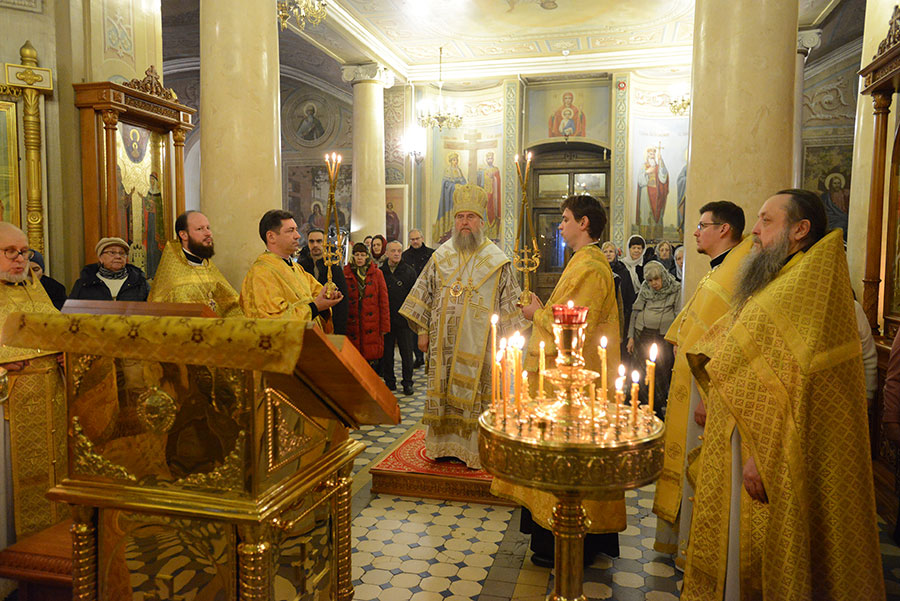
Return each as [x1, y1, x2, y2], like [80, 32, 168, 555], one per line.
[696, 222, 723, 231]
[2, 248, 34, 261]
[101, 250, 128, 257]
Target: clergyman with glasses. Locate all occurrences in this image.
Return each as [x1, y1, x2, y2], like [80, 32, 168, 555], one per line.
[69, 236, 150, 301]
[651, 200, 749, 564]
[0, 222, 68, 554]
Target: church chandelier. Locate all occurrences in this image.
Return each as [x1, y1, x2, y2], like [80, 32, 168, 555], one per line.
[416, 47, 463, 131]
[277, 0, 327, 31]
[668, 94, 691, 116]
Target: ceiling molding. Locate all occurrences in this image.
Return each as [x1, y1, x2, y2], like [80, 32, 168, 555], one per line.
[322, 1, 410, 80]
[162, 58, 353, 104]
[804, 37, 863, 80]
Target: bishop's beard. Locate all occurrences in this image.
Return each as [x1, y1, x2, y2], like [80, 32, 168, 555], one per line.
[452, 227, 484, 253]
[733, 229, 792, 309]
[187, 237, 215, 259]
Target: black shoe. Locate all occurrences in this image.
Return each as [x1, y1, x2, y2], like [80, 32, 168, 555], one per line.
[403, 385, 414, 395]
[530, 553, 553, 568]
[386, 382, 396, 391]
[413, 359, 424, 369]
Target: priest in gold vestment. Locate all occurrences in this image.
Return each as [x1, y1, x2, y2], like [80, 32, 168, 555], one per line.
[492, 194, 624, 566]
[0, 223, 67, 547]
[683, 191, 884, 601]
[240, 209, 343, 325]
[400, 185, 526, 468]
[148, 211, 241, 316]
[652, 201, 748, 562]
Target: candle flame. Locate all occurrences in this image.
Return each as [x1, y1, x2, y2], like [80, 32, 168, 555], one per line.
[600, 335, 607, 349]
[499, 337, 507, 349]
[632, 370, 640, 383]
[514, 154, 519, 163]
[337, 154, 342, 163]
[567, 300, 574, 309]
[539, 340, 545, 350]
[615, 377, 624, 392]
[526, 151, 533, 161]
[618, 364, 625, 377]
[650, 343, 658, 362]
[496, 350, 504, 362]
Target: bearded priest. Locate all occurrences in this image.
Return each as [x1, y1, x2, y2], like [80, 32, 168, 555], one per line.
[400, 185, 526, 469]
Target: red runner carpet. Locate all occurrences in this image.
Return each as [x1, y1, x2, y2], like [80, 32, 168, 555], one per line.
[370, 429, 516, 506]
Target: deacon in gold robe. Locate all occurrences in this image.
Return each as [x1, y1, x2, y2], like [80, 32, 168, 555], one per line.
[683, 191, 885, 601]
[240, 209, 343, 324]
[400, 184, 526, 468]
[0, 223, 67, 546]
[148, 211, 241, 316]
[652, 201, 748, 562]
[492, 194, 624, 566]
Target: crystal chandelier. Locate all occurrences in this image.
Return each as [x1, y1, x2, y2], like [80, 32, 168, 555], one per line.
[417, 47, 463, 131]
[277, 0, 327, 31]
[668, 94, 691, 116]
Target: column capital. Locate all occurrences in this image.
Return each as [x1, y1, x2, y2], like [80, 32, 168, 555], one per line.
[341, 63, 394, 88]
[798, 29, 822, 56]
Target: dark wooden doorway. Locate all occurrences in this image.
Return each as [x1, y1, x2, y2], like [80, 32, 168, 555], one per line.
[526, 143, 610, 303]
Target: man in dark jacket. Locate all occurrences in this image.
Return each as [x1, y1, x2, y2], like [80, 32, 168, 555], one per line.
[298, 228, 349, 334]
[402, 229, 433, 368]
[381, 240, 417, 395]
[69, 237, 149, 302]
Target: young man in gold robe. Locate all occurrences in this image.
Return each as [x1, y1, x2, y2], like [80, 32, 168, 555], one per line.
[493, 194, 623, 566]
[652, 201, 749, 564]
[239, 210, 343, 325]
[399, 185, 526, 469]
[682, 190, 884, 600]
[0, 223, 67, 547]
[148, 211, 241, 316]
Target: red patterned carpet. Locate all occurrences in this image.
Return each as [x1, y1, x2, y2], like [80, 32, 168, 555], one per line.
[370, 429, 515, 505]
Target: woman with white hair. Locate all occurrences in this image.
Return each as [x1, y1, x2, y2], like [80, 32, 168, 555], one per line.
[673, 245, 684, 281]
[627, 260, 680, 416]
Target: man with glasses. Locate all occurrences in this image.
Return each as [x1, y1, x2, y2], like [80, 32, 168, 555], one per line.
[402, 229, 433, 367]
[652, 200, 749, 566]
[0, 222, 67, 548]
[69, 237, 150, 301]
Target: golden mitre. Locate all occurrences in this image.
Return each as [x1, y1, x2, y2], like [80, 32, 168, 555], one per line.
[452, 184, 487, 220]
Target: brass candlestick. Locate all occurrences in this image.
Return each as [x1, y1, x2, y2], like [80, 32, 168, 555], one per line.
[513, 152, 540, 307]
[323, 152, 343, 298]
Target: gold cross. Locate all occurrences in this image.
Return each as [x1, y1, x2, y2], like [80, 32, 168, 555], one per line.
[15, 69, 43, 86]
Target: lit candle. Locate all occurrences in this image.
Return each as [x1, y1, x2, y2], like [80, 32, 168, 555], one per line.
[599, 336, 608, 401]
[589, 382, 596, 432]
[647, 343, 658, 417]
[538, 340, 545, 398]
[491, 314, 498, 408]
[631, 370, 640, 432]
[614, 376, 624, 439]
[522, 370, 529, 403]
[500, 338, 508, 421]
[512, 333, 524, 414]
[496, 349, 505, 424]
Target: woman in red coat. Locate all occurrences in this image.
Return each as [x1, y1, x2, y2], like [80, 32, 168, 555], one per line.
[343, 242, 390, 366]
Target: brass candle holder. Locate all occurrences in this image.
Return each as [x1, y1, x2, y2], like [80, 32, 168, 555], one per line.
[480, 303, 665, 601]
[323, 152, 344, 298]
[513, 152, 540, 307]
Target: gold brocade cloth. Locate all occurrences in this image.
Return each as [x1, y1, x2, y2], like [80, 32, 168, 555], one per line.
[1, 313, 308, 374]
[683, 230, 885, 601]
[652, 238, 752, 542]
[240, 251, 324, 327]
[0, 279, 59, 362]
[148, 241, 241, 317]
[399, 239, 525, 468]
[492, 243, 625, 533]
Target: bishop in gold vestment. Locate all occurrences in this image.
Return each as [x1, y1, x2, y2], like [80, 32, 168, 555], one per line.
[400, 185, 525, 468]
[148, 212, 241, 316]
[0, 223, 67, 545]
[683, 193, 884, 601]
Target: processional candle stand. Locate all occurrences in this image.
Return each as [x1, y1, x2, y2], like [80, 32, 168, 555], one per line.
[322, 152, 343, 298]
[479, 303, 665, 601]
[513, 152, 540, 306]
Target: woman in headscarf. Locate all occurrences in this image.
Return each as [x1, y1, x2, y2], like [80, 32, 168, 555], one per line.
[654, 240, 676, 276]
[343, 242, 390, 370]
[620, 234, 645, 292]
[626, 260, 681, 417]
[370, 234, 387, 265]
[673, 245, 684, 281]
[601, 241, 636, 344]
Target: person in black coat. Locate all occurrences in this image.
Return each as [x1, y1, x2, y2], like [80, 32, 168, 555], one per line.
[29, 250, 67, 310]
[601, 241, 636, 342]
[402, 229, 434, 368]
[380, 240, 418, 395]
[69, 237, 149, 302]
[297, 229, 349, 335]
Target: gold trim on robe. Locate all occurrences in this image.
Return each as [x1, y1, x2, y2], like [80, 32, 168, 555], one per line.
[491, 242, 625, 533]
[239, 251, 323, 327]
[148, 241, 241, 317]
[683, 230, 885, 601]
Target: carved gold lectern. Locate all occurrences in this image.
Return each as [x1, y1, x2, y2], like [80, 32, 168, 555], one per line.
[0, 311, 399, 601]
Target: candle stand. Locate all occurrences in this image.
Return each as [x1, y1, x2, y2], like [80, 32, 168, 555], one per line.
[480, 305, 664, 601]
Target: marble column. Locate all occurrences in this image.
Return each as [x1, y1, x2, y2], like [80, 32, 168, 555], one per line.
[793, 30, 821, 186]
[342, 64, 394, 241]
[199, 0, 282, 288]
[681, 0, 799, 298]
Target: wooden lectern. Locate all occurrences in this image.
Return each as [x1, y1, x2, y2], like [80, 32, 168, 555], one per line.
[0, 309, 398, 601]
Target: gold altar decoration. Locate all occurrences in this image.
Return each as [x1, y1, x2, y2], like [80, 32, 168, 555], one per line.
[480, 302, 664, 601]
[513, 152, 540, 306]
[2, 310, 399, 601]
[322, 152, 343, 298]
[2, 41, 53, 253]
[277, 0, 327, 31]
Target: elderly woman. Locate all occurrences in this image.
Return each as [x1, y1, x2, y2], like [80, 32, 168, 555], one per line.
[69, 237, 149, 301]
[627, 260, 680, 416]
[654, 240, 676, 275]
[601, 241, 636, 343]
[673, 245, 684, 281]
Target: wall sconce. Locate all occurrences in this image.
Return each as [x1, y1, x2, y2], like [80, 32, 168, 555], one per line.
[402, 127, 426, 165]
